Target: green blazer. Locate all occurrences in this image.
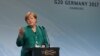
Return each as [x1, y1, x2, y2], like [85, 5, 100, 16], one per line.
[16, 25, 49, 56]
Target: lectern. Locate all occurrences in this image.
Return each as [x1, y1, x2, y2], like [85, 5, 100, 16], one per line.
[28, 47, 59, 56]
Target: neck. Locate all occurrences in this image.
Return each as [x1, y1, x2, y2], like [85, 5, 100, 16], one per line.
[31, 25, 36, 28]
[31, 25, 36, 32]
[29, 24, 36, 28]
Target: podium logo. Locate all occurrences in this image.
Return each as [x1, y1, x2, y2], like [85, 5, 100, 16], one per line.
[42, 50, 56, 56]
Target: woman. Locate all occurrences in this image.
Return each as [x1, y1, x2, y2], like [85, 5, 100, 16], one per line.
[16, 11, 50, 56]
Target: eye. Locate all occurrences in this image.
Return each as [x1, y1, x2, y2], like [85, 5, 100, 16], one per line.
[31, 17, 34, 19]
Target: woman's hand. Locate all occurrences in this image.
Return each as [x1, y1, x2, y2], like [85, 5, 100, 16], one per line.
[18, 27, 24, 38]
[42, 45, 46, 48]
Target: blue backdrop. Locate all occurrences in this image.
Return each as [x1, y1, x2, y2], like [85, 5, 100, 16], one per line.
[0, 0, 100, 56]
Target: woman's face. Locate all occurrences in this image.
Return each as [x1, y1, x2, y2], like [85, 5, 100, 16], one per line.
[26, 14, 37, 26]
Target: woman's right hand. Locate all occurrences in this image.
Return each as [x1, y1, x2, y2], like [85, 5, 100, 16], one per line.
[18, 27, 24, 37]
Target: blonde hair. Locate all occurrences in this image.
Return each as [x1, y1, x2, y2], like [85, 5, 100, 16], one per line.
[25, 11, 37, 21]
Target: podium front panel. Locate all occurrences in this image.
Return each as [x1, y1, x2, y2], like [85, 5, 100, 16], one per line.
[28, 47, 59, 56]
